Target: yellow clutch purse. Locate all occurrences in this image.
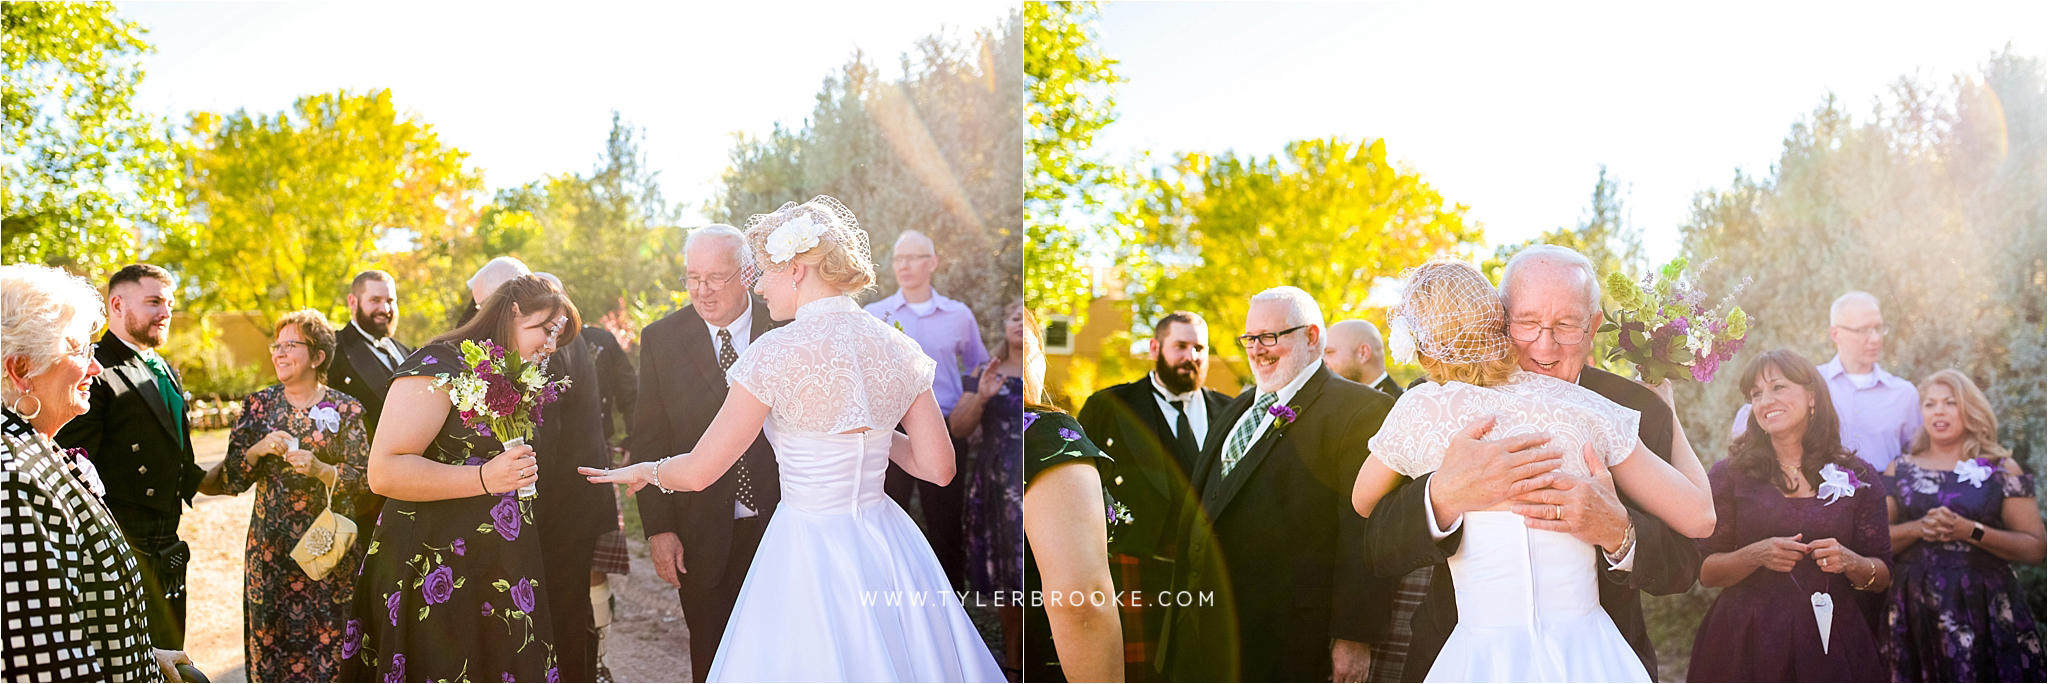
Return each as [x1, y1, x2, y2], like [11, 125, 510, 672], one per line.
[291, 463, 358, 581]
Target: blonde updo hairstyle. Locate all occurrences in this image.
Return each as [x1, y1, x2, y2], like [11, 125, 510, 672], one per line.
[0, 265, 107, 402]
[742, 196, 876, 295]
[1401, 260, 1518, 387]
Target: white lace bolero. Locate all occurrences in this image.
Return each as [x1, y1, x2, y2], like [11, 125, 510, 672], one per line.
[1368, 371, 1641, 479]
[725, 295, 937, 436]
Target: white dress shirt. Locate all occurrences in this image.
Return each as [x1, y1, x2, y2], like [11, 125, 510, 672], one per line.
[1218, 359, 1324, 468]
[1148, 371, 1211, 452]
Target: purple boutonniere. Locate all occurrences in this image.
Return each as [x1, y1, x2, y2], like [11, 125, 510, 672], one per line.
[1268, 404, 1298, 427]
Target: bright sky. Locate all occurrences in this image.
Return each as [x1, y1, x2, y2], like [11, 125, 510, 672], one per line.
[119, 1, 1014, 217]
[1094, 0, 2046, 265]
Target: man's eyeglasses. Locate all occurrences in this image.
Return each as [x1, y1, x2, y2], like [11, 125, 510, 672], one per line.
[684, 271, 740, 292]
[1836, 323, 1890, 338]
[1508, 320, 1591, 346]
[1236, 325, 1308, 349]
[891, 254, 935, 266]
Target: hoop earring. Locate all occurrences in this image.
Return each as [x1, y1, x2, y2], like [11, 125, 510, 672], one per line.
[10, 393, 42, 420]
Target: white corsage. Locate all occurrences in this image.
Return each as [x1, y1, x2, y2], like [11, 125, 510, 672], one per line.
[1387, 316, 1419, 365]
[1816, 462, 1867, 505]
[308, 402, 341, 434]
[764, 214, 825, 263]
[1954, 458, 1995, 489]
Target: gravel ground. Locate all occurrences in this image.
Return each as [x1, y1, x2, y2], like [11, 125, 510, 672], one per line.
[175, 429, 1002, 682]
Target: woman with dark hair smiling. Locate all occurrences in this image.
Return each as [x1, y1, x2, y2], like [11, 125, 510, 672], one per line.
[340, 274, 580, 682]
[1690, 349, 1891, 682]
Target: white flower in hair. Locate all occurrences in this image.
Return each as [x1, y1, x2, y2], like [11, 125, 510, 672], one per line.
[766, 213, 826, 264]
[1387, 316, 1419, 365]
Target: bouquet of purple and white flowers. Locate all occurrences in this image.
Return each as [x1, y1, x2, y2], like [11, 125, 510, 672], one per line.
[1599, 257, 1750, 384]
[430, 337, 569, 498]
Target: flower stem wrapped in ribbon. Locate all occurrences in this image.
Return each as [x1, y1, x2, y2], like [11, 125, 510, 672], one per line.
[1599, 256, 1751, 384]
[430, 338, 570, 498]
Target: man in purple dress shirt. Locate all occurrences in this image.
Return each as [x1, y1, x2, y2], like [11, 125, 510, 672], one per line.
[1731, 291, 1921, 471]
[865, 229, 989, 588]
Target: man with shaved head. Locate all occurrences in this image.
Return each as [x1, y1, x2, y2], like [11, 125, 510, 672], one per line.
[1323, 319, 1402, 399]
[865, 229, 988, 588]
[1729, 291, 1920, 471]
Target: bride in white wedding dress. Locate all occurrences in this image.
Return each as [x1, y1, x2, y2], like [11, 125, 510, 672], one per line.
[582, 196, 1003, 682]
[1350, 260, 1716, 683]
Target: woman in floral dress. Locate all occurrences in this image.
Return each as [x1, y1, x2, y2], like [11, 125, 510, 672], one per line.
[1882, 369, 2044, 682]
[951, 300, 1027, 672]
[339, 275, 578, 682]
[200, 309, 370, 682]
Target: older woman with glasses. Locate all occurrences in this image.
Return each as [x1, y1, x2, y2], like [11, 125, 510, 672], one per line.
[2, 263, 195, 681]
[198, 308, 371, 682]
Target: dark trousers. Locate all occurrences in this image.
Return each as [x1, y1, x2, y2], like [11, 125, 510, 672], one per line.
[883, 435, 969, 589]
[541, 531, 602, 683]
[677, 516, 767, 683]
[107, 501, 186, 649]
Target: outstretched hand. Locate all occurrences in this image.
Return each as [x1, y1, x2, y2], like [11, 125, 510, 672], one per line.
[580, 462, 659, 494]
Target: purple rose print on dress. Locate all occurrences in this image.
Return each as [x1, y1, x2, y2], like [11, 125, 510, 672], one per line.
[385, 591, 403, 626]
[1058, 428, 1081, 441]
[451, 537, 467, 556]
[491, 494, 522, 540]
[422, 355, 438, 365]
[548, 667, 561, 682]
[341, 619, 361, 658]
[1023, 411, 1040, 430]
[502, 673, 516, 683]
[384, 653, 406, 682]
[481, 601, 493, 616]
[466, 455, 488, 466]
[512, 577, 537, 613]
[422, 565, 456, 604]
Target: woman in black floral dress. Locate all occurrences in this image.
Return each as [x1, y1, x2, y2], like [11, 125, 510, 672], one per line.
[339, 275, 579, 682]
[199, 310, 370, 682]
[952, 300, 1027, 671]
[1882, 370, 2044, 682]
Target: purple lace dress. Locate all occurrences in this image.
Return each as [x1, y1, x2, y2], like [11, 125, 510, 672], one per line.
[1688, 458, 1892, 682]
[1882, 458, 2044, 682]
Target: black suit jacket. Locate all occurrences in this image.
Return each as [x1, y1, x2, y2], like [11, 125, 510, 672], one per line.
[1366, 366, 1700, 681]
[328, 322, 409, 540]
[535, 336, 621, 543]
[55, 332, 202, 516]
[1160, 364, 1396, 682]
[628, 301, 783, 589]
[581, 325, 637, 446]
[1373, 374, 1405, 400]
[328, 322, 410, 434]
[1075, 376, 1228, 561]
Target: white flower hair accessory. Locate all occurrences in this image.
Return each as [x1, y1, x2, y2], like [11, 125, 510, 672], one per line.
[1387, 316, 1419, 365]
[1816, 462, 1867, 505]
[765, 213, 826, 264]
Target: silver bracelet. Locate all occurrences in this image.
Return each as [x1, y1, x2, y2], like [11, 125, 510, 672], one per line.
[650, 455, 681, 494]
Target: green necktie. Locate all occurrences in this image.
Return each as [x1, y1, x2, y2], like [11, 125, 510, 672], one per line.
[1221, 392, 1279, 477]
[142, 353, 187, 448]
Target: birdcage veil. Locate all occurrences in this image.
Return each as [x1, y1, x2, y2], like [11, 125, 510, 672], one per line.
[1388, 260, 1512, 366]
[740, 195, 872, 288]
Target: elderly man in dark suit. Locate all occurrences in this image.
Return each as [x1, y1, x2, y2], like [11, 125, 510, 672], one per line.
[55, 263, 201, 650]
[327, 269, 409, 557]
[1158, 286, 1395, 683]
[1365, 245, 1701, 682]
[629, 225, 783, 682]
[1076, 310, 1228, 680]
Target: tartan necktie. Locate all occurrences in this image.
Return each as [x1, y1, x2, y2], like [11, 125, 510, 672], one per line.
[1221, 392, 1278, 477]
[720, 329, 756, 511]
[141, 353, 186, 447]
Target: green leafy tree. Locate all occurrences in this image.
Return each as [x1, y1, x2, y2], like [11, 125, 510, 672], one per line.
[1025, 1, 1137, 324]
[714, 14, 1023, 346]
[1133, 137, 1484, 382]
[2, 1, 182, 273]
[161, 89, 482, 333]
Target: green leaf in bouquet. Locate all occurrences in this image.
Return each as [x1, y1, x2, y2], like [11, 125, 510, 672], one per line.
[1670, 348, 1695, 364]
[1725, 307, 1748, 339]
[1598, 321, 1620, 334]
[1604, 273, 1644, 311]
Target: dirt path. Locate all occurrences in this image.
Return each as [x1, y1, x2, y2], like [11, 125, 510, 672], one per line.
[177, 430, 692, 683]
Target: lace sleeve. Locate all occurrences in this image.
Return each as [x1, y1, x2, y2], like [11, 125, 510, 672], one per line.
[1366, 385, 1453, 479]
[726, 309, 938, 434]
[1586, 395, 1642, 468]
[724, 334, 782, 409]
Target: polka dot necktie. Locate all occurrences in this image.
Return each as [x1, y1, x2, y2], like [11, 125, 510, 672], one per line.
[720, 329, 756, 510]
